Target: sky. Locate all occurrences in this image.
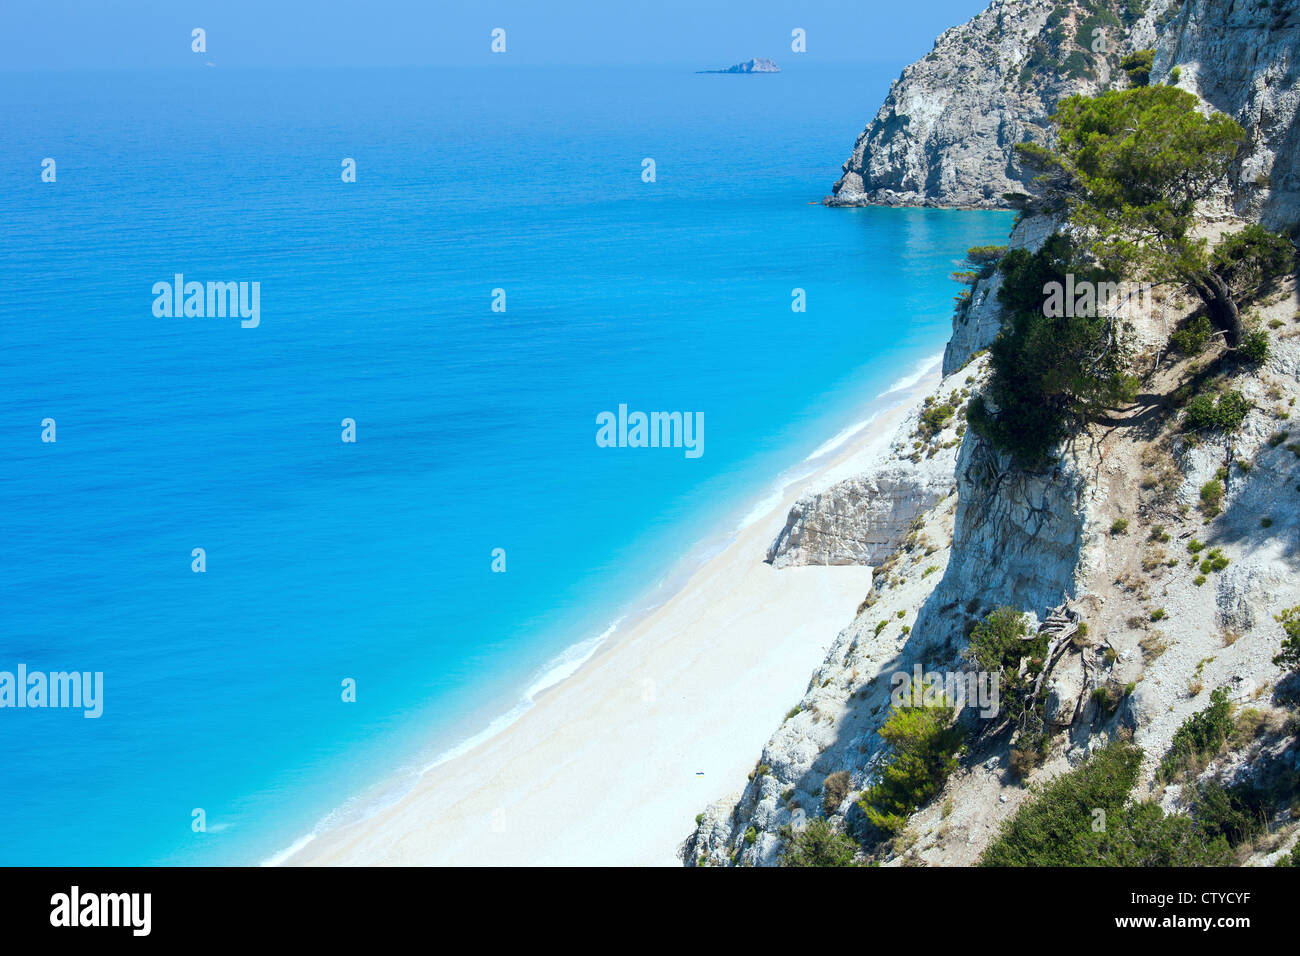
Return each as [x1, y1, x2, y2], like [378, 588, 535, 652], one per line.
[0, 0, 993, 71]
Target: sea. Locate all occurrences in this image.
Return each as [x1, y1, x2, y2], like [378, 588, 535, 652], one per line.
[0, 62, 1014, 864]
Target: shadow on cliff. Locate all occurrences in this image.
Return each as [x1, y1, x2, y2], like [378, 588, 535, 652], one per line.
[1191, 439, 1300, 566]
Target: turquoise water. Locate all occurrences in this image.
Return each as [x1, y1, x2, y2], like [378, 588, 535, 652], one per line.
[0, 64, 1013, 865]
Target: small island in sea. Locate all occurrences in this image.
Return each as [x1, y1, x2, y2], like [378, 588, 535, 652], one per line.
[696, 57, 780, 74]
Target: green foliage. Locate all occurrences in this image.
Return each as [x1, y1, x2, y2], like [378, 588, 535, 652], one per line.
[1169, 314, 1213, 354]
[1159, 687, 1233, 782]
[780, 818, 859, 867]
[980, 740, 1142, 865]
[1063, 49, 1093, 80]
[1199, 547, 1229, 574]
[1274, 606, 1300, 674]
[1210, 224, 1295, 293]
[1192, 780, 1268, 847]
[1198, 479, 1224, 518]
[858, 683, 964, 834]
[1239, 329, 1270, 365]
[1033, 86, 1265, 346]
[1120, 48, 1154, 86]
[1049, 87, 1243, 269]
[969, 234, 1138, 465]
[965, 244, 1007, 270]
[981, 740, 1241, 866]
[964, 607, 1046, 727]
[919, 403, 956, 438]
[1183, 389, 1251, 433]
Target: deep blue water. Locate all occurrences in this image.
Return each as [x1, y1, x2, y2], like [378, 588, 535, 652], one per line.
[0, 64, 1013, 864]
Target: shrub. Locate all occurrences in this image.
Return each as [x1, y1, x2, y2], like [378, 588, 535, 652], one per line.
[1210, 224, 1296, 295]
[981, 740, 1239, 866]
[1184, 390, 1251, 433]
[1193, 780, 1267, 848]
[1120, 48, 1154, 86]
[858, 684, 964, 834]
[1199, 479, 1224, 518]
[1200, 547, 1229, 573]
[919, 403, 956, 438]
[965, 245, 1007, 271]
[965, 607, 1046, 725]
[1009, 733, 1052, 779]
[1170, 314, 1213, 354]
[1111, 517, 1130, 535]
[821, 770, 852, 815]
[980, 741, 1143, 866]
[780, 818, 858, 867]
[1159, 687, 1233, 782]
[1274, 606, 1300, 674]
[1239, 329, 1270, 365]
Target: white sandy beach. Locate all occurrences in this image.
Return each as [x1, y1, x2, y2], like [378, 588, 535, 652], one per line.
[284, 365, 939, 866]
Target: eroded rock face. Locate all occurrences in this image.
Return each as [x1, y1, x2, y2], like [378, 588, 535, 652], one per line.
[826, 0, 1300, 229]
[825, 0, 1130, 209]
[941, 213, 1057, 376]
[766, 467, 954, 568]
[1153, 0, 1300, 232]
[914, 430, 1094, 641]
[766, 364, 981, 569]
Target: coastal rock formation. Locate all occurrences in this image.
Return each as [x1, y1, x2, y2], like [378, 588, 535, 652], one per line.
[825, 0, 1147, 208]
[684, 0, 1300, 869]
[941, 212, 1057, 376]
[685, 273, 1300, 868]
[766, 367, 980, 568]
[698, 57, 780, 74]
[913, 430, 1094, 638]
[826, 0, 1300, 224]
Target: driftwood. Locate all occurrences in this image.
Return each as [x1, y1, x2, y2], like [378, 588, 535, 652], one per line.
[1023, 603, 1083, 728]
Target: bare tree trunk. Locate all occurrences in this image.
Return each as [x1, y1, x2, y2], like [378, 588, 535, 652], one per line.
[1190, 270, 1243, 346]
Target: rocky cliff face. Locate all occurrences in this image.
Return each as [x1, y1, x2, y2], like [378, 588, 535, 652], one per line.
[941, 212, 1057, 375]
[827, 0, 1300, 229]
[685, 271, 1300, 868]
[1154, 0, 1300, 232]
[766, 375, 973, 569]
[826, 0, 1144, 208]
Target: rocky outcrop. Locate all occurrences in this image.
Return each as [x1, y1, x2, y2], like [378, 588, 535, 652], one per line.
[766, 366, 981, 568]
[826, 0, 1147, 208]
[941, 213, 1057, 375]
[827, 0, 1300, 222]
[698, 57, 780, 74]
[1153, 0, 1300, 232]
[913, 429, 1094, 641]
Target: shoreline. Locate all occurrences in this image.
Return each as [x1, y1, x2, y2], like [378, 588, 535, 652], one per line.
[274, 355, 943, 866]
